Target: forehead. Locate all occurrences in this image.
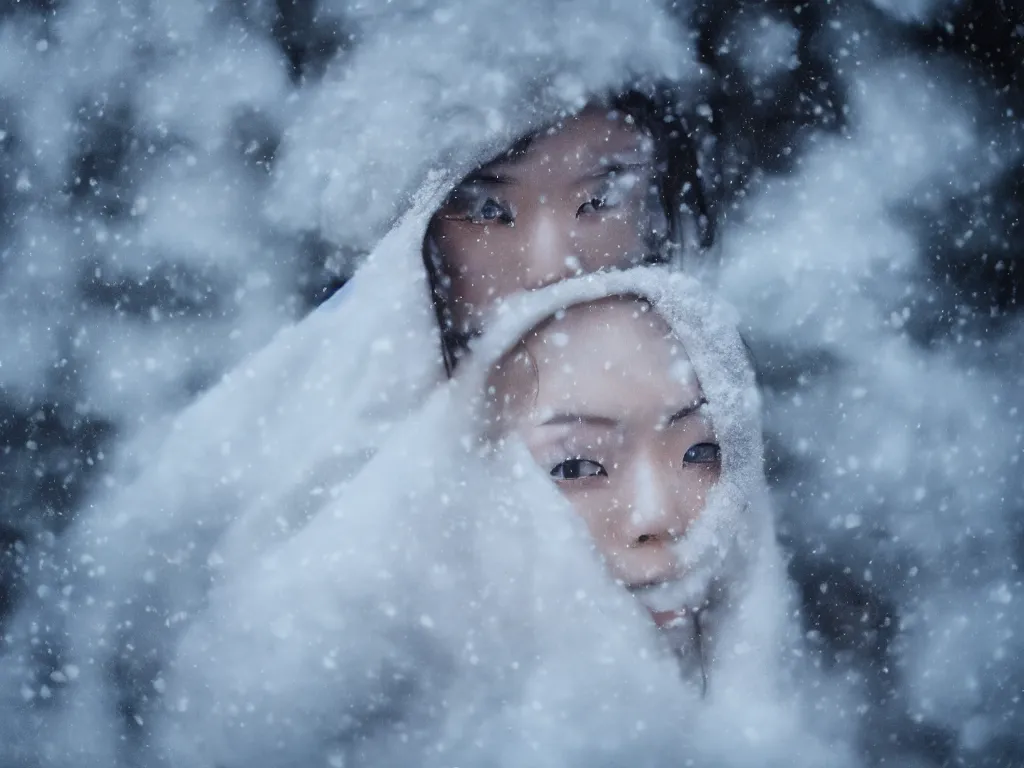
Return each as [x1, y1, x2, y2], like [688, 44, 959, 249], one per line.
[484, 106, 652, 179]
[523, 298, 700, 414]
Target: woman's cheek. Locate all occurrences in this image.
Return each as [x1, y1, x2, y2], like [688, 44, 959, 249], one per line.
[682, 463, 722, 509]
[564, 486, 618, 540]
[575, 219, 647, 265]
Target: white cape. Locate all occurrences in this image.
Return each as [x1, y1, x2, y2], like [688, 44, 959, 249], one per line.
[3, 206, 851, 764]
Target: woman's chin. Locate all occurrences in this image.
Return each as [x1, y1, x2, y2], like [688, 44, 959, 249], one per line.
[648, 606, 706, 689]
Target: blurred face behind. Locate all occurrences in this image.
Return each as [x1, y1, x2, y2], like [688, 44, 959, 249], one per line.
[430, 106, 666, 335]
[488, 298, 721, 628]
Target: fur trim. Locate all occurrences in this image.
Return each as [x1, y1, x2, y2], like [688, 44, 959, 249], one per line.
[269, 0, 707, 254]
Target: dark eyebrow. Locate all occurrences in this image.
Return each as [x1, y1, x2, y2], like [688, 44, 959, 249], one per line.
[537, 399, 706, 429]
[581, 139, 653, 172]
[666, 398, 707, 426]
[584, 158, 651, 179]
[537, 413, 620, 428]
[461, 168, 516, 186]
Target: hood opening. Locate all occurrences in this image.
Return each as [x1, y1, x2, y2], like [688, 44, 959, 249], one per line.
[442, 268, 767, 658]
[409, 87, 718, 377]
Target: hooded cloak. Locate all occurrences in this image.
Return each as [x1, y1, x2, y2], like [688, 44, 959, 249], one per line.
[6, 258, 855, 766]
[268, 0, 709, 253]
[145, 268, 833, 767]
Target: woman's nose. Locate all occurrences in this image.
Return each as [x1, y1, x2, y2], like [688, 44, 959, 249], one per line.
[621, 457, 696, 548]
[518, 205, 583, 288]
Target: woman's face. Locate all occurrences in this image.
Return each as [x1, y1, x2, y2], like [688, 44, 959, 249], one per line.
[430, 106, 664, 334]
[488, 298, 721, 626]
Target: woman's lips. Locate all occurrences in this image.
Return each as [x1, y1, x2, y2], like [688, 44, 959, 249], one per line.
[627, 580, 693, 628]
[648, 607, 688, 629]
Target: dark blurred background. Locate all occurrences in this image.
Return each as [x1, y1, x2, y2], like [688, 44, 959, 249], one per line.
[1, 1, 1021, 764]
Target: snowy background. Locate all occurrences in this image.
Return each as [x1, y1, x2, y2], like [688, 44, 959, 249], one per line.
[0, 0, 1021, 765]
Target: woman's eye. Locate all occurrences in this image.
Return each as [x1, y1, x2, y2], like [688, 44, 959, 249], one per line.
[683, 443, 721, 464]
[577, 195, 611, 216]
[475, 197, 512, 222]
[442, 188, 514, 224]
[576, 172, 635, 217]
[550, 458, 608, 480]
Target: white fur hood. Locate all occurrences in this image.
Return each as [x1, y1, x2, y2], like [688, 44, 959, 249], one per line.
[457, 266, 770, 614]
[145, 269, 808, 768]
[269, 0, 708, 255]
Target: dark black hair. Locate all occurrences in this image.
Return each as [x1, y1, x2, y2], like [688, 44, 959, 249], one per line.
[611, 89, 715, 256]
[424, 89, 716, 376]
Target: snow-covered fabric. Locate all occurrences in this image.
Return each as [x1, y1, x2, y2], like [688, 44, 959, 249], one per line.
[36, 265, 841, 767]
[0, 222, 853, 765]
[269, 0, 707, 254]
[151, 268, 826, 768]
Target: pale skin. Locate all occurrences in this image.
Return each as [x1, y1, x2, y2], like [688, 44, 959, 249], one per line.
[429, 106, 666, 335]
[487, 297, 721, 628]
